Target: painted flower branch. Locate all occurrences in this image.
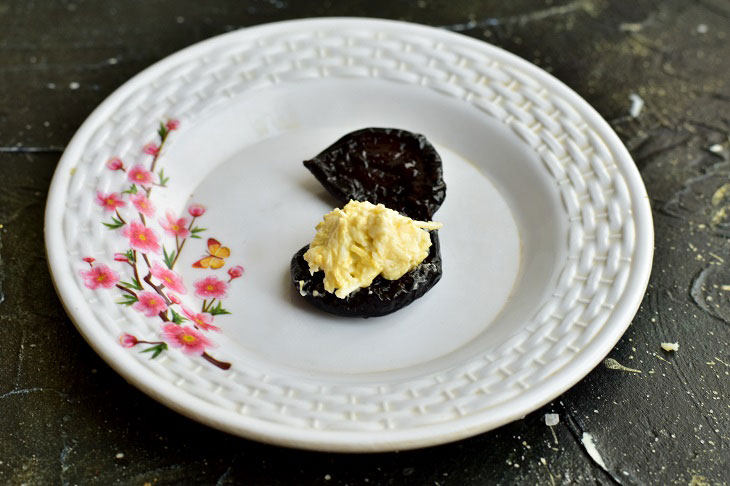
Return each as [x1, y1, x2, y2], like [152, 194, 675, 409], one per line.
[82, 119, 243, 371]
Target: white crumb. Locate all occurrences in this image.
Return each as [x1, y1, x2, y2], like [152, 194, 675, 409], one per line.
[661, 342, 679, 352]
[629, 93, 644, 118]
[544, 413, 559, 426]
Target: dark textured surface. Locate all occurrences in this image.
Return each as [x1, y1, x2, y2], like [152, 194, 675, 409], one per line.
[2, 0, 730, 484]
[291, 232, 442, 318]
[303, 128, 447, 221]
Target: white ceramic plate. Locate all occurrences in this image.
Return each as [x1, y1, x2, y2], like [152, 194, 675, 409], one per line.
[45, 18, 653, 452]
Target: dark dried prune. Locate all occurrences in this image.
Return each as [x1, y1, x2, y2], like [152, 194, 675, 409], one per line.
[303, 128, 446, 220]
[291, 232, 442, 318]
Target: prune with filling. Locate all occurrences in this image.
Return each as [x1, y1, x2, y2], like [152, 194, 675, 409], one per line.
[291, 232, 442, 318]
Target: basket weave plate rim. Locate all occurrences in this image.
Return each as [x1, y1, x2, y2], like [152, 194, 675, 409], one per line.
[44, 17, 653, 451]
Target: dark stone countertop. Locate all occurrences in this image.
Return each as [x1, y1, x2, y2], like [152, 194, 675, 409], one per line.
[1, 0, 729, 484]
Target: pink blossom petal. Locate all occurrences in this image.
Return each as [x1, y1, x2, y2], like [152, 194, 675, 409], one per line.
[133, 291, 168, 317]
[107, 157, 124, 171]
[130, 193, 156, 218]
[181, 306, 220, 332]
[96, 191, 126, 211]
[80, 264, 119, 290]
[121, 221, 161, 254]
[194, 276, 229, 299]
[127, 165, 154, 186]
[159, 210, 190, 238]
[150, 261, 186, 294]
[119, 333, 138, 348]
[162, 324, 212, 354]
[143, 143, 160, 156]
[228, 265, 244, 280]
[188, 203, 206, 217]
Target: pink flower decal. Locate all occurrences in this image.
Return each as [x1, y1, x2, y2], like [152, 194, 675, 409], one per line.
[150, 262, 186, 294]
[159, 211, 190, 238]
[133, 291, 168, 317]
[121, 221, 161, 254]
[80, 264, 119, 290]
[130, 193, 155, 218]
[114, 252, 129, 262]
[107, 157, 125, 171]
[228, 265, 244, 280]
[162, 324, 212, 355]
[127, 165, 153, 186]
[188, 203, 206, 217]
[119, 333, 139, 348]
[182, 307, 220, 332]
[194, 276, 229, 299]
[96, 191, 126, 212]
[83, 120, 238, 371]
[143, 143, 160, 156]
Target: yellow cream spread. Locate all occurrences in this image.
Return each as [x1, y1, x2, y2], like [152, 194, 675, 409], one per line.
[303, 200, 442, 298]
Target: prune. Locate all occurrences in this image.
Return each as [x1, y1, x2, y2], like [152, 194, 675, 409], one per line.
[303, 128, 446, 220]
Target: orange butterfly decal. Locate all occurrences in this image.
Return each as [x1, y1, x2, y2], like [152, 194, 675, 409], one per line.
[192, 238, 230, 269]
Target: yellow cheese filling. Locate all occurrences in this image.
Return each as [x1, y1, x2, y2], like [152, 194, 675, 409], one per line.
[303, 200, 442, 298]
